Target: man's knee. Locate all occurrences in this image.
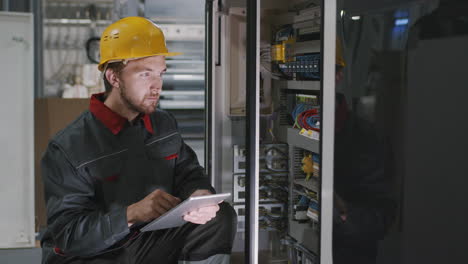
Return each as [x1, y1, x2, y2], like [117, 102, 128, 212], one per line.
[178, 202, 237, 260]
[213, 202, 237, 235]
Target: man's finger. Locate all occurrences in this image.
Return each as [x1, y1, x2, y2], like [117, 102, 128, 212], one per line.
[186, 211, 216, 221]
[150, 189, 181, 207]
[152, 203, 168, 217]
[184, 214, 199, 223]
[160, 192, 181, 207]
[184, 214, 210, 225]
[156, 197, 174, 211]
[197, 205, 220, 213]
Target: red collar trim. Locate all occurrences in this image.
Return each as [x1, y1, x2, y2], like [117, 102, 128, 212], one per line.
[142, 114, 154, 134]
[90, 93, 154, 135]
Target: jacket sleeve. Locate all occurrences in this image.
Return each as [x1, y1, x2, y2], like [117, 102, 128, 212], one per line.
[42, 142, 130, 257]
[333, 117, 397, 244]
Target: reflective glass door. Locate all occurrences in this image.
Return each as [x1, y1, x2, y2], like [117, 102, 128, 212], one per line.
[333, 1, 468, 263]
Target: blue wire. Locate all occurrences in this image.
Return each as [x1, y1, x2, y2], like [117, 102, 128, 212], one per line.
[291, 103, 321, 129]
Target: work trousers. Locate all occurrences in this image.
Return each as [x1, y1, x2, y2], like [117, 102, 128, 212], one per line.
[43, 203, 237, 264]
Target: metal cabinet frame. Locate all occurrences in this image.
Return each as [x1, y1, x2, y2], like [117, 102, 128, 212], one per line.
[205, 0, 337, 263]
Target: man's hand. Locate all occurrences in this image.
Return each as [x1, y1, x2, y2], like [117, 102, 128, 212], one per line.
[127, 189, 180, 226]
[334, 193, 348, 222]
[183, 189, 220, 225]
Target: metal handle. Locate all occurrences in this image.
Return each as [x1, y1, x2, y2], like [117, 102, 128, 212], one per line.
[246, 0, 260, 263]
[205, 0, 214, 185]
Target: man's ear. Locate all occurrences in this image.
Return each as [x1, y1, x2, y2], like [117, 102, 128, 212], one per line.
[105, 69, 120, 89]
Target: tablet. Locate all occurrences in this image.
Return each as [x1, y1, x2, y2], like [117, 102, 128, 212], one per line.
[140, 193, 231, 232]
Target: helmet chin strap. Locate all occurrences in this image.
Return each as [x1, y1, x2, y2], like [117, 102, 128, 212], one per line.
[101, 63, 109, 81]
[101, 59, 127, 79]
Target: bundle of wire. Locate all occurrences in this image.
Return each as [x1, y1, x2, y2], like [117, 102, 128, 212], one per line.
[291, 103, 320, 131]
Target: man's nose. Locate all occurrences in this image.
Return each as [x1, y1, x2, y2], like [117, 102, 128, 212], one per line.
[150, 78, 163, 93]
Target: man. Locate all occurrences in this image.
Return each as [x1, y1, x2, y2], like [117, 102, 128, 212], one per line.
[41, 16, 236, 264]
[333, 37, 396, 264]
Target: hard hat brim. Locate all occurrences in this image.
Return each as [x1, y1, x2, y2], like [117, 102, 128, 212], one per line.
[158, 52, 183, 57]
[98, 52, 184, 71]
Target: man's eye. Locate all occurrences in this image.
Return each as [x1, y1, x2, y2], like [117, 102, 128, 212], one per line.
[140, 72, 150, 77]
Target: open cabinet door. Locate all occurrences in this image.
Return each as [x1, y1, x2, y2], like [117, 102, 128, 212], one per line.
[206, 0, 337, 263]
[332, 1, 468, 264]
[0, 12, 34, 248]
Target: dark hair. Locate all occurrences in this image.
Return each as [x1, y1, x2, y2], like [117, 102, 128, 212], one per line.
[103, 62, 126, 94]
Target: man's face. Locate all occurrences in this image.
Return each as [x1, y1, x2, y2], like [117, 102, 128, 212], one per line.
[117, 56, 167, 114]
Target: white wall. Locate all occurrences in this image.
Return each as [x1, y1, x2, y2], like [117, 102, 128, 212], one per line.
[0, 12, 35, 248]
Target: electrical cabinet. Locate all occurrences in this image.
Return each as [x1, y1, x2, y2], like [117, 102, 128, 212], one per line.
[208, 1, 468, 264]
[207, 0, 336, 263]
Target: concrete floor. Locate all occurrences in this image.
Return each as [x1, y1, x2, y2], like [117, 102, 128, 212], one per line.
[0, 248, 283, 264]
[0, 248, 41, 264]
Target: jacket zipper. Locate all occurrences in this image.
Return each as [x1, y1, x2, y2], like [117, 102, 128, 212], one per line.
[146, 131, 178, 146]
[76, 132, 178, 169]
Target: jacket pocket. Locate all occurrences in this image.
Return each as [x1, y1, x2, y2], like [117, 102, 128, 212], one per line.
[80, 151, 125, 206]
[145, 131, 181, 160]
[145, 132, 181, 193]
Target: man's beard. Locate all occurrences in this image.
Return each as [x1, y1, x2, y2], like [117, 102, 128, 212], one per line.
[120, 83, 159, 115]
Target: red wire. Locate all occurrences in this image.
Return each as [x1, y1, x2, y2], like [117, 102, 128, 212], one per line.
[298, 109, 320, 131]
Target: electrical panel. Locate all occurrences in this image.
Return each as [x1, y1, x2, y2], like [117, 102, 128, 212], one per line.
[233, 144, 289, 174]
[278, 53, 321, 80]
[232, 144, 289, 233]
[234, 203, 287, 232]
[233, 173, 288, 203]
[215, 1, 326, 262]
[269, 2, 324, 261]
[284, 238, 318, 264]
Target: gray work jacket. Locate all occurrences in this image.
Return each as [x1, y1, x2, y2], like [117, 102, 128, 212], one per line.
[40, 108, 214, 259]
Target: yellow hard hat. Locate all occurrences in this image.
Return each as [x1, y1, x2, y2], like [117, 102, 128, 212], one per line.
[98, 16, 182, 71]
[336, 38, 346, 67]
